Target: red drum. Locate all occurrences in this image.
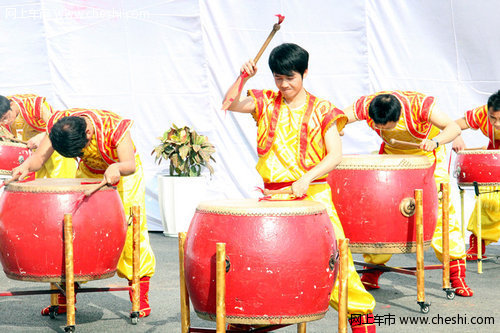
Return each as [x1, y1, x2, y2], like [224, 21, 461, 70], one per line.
[0, 178, 127, 282]
[185, 199, 338, 324]
[0, 140, 31, 175]
[327, 155, 438, 254]
[454, 149, 500, 186]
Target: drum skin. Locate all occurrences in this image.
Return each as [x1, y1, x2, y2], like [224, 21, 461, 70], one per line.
[0, 140, 31, 175]
[184, 199, 338, 325]
[454, 150, 500, 186]
[327, 155, 438, 254]
[0, 178, 127, 282]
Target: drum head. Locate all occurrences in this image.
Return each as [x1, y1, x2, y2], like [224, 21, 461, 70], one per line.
[336, 154, 432, 170]
[6, 178, 112, 193]
[196, 199, 326, 216]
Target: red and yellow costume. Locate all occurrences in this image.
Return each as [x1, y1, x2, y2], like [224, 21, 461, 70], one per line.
[47, 108, 156, 282]
[354, 90, 465, 262]
[464, 105, 500, 247]
[5, 94, 76, 178]
[354, 91, 470, 296]
[248, 89, 376, 316]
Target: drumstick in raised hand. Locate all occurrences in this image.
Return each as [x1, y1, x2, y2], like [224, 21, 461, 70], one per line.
[389, 138, 421, 148]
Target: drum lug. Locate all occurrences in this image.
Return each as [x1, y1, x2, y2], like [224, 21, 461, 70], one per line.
[329, 251, 338, 271]
[399, 197, 416, 217]
[453, 167, 461, 179]
[18, 155, 25, 164]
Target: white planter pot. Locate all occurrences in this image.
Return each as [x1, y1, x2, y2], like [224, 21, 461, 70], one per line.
[157, 175, 207, 237]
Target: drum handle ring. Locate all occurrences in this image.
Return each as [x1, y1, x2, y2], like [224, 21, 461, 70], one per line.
[399, 197, 416, 217]
[225, 256, 231, 273]
[18, 156, 25, 164]
[453, 166, 460, 179]
[329, 250, 339, 271]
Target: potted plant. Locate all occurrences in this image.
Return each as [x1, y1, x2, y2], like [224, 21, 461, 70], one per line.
[152, 124, 216, 237]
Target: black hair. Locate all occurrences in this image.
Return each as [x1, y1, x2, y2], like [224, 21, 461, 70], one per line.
[0, 95, 11, 119]
[268, 43, 309, 77]
[49, 116, 88, 158]
[487, 90, 500, 112]
[368, 94, 402, 124]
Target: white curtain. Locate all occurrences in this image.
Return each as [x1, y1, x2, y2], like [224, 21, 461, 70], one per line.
[1, 0, 499, 232]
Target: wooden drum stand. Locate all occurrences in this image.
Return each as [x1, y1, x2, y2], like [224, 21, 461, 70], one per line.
[353, 185, 455, 314]
[0, 206, 142, 332]
[178, 234, 350, 333]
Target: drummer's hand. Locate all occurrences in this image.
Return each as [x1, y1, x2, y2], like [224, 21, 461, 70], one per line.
[419, 139, 438, 152]
[11, 163, 30, 182]
[27, 133, 45, 150]
[452, 136, 466, 152]
[291, 178, 310, 198]
[103, 164, 121, 185]
[241, 60, 257, 78]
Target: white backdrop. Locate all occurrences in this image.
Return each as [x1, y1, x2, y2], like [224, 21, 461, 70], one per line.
[1, 0, 499, 234]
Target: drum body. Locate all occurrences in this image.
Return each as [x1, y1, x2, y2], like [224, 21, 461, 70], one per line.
[327, 155, 438, 254]
[185, 199, 338, 324]
[0, 140, 31, 175]
[454, 150, 500, 186]
[0, 178, 127, 282]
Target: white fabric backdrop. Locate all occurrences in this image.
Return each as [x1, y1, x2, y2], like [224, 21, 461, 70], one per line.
[1, 0, 499, 234]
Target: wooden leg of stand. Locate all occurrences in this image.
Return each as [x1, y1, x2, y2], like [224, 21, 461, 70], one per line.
[415, 190, 425, 303]
[131, 206, 141, 323]
[64, 214, 76, 331]
[338, 239, 349, 333]
[460, 188, 466, 269]
[476, 195, 483, 274]
[216, 243, 226, 333]
[179, 232, 190, 333]
[50, 283, 58, 306]
[297, 322, 306, 333]
[441, 184, 450, 289]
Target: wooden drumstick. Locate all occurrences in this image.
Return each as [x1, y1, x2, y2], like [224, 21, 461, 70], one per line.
[262, 188, 293, 195]
[0, 135, 28, 145]
[84, 179, 107, 197]
[389, 138, 421, 148]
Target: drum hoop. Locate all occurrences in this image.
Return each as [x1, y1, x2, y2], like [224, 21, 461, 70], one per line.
[0, 170, 11, 175]
[458, 182, 500, 187]
[0, 140, 28, 148]
[196, 200, 327, 216]
[336, 155, 432, 170]
[457, 149, 500, 155]
[195, 310, 326, 325]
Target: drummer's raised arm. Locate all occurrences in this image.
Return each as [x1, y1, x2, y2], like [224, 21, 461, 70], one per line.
[11, 135, 54, 181]
[428, 108, 461, 145]
[451, 117, 470, 152]
[342, 103, 359, 124]
[223, 61, 257, 113]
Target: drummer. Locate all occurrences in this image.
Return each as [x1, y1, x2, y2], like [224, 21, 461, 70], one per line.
[223, 43, 377, 333]
[342, 91, 473, 297]
[0, 94, 76, 178]
[10, 108, 156, 318]
[452, 90, 500, 260]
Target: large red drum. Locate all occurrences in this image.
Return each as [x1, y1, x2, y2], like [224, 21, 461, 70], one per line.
[185, 199, 338, 325]
[454, 149, 500, 186]
[327, 155, 438, 254]
[0, 140, 31, 175]
[0, 178, 127, 282]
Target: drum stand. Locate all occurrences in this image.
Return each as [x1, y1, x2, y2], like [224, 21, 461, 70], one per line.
[458, 183, 500, 273]
[178, 233, 350, 333]
[0, 205, 142, 332]
[353, 185, 455, 314]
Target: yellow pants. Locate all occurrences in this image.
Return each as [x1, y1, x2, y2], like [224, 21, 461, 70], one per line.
[76, 154, 156, 280]
[365, 146, 466, 265]
[467, 187, 500, 245]
[36, 151, 77, 178]
[305, 183, 375, 315]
